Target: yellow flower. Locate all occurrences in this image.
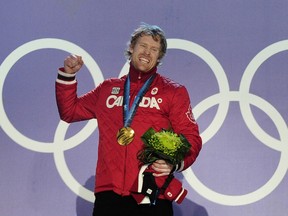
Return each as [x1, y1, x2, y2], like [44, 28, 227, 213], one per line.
[138, 128, 191, 165]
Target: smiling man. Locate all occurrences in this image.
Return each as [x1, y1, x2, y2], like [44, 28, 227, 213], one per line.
[129, 33, 162, 73]
[55, 23, 202, 216]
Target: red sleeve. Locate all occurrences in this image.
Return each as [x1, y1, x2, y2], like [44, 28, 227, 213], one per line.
[168, 86, 202, 171]
[55, 81, 99, 123]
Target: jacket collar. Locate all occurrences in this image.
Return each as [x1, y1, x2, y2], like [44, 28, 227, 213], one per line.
[128, 62, 157, 83]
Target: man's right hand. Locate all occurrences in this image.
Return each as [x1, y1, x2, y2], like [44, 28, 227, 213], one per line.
[63, 55, 84, 74]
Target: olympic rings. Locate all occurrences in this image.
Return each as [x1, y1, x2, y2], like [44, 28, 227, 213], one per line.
[0, 38, 102, 202]
[0, 38, 287, 205]
[181, 39, 288, 206]
[0, 38, 103, 153]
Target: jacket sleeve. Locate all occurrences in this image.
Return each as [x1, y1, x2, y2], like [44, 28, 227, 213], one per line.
[168, 85, 202, 172]
[55, 68, 99, 123]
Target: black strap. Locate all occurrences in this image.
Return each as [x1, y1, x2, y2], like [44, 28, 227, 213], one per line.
[141, 172, 159, 205]
[159, 173, 174, 194]
[141, 172, 175, 205]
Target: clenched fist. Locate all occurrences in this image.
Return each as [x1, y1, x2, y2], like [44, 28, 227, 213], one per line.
[64, 55, 84, 74]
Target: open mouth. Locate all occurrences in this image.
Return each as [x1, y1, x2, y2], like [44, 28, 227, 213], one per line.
[139, 57, 150, 64]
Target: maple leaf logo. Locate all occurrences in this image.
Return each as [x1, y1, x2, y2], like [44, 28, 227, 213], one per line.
[186, 104, 196, 124]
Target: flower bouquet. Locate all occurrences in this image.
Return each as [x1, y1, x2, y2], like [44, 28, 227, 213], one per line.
[131, 127, 192, 204]
[138, 127, 191, 166]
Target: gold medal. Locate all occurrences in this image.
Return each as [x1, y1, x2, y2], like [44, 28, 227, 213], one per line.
[116, 127, 135, 146]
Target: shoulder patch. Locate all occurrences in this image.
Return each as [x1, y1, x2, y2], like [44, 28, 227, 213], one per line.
[186, 104, 196, 124]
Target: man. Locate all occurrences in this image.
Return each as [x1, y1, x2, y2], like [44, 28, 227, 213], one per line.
[56, 23, 202, 216]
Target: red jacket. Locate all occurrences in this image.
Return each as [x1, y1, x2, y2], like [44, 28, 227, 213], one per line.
[56, 64, 202, 197]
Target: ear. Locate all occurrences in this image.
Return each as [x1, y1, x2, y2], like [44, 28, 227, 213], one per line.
[129, 45, 134, 54]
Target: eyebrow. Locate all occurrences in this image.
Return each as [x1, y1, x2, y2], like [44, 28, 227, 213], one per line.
[139, 42, 160, 50]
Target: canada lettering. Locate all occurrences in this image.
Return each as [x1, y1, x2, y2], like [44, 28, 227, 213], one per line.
[106, 95, 161, 110]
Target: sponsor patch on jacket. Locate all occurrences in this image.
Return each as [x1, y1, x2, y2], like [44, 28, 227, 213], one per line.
[111, 87, 120, 94]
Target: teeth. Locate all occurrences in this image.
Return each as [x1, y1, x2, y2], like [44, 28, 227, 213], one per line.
[140, 57, 149, 63]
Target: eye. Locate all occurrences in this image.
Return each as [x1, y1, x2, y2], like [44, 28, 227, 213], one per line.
[151, 48, 159, 53]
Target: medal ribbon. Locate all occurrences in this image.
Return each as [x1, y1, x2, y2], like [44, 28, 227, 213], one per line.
[123, 74, 156, 127]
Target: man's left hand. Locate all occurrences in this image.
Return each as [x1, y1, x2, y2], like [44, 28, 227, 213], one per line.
[151, 160, 173, 177]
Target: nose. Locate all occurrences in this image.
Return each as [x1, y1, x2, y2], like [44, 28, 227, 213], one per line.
[144, 47, 151, 55]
